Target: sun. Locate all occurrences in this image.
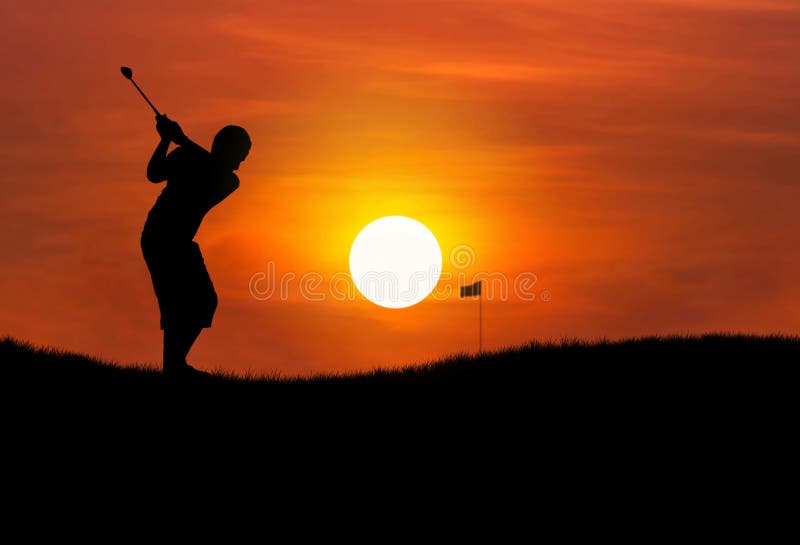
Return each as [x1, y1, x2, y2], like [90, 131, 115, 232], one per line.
[349, 216, 442, 309]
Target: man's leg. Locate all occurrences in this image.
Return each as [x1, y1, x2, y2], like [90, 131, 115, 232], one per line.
[181, 324, 203, 366]
[163, 328, 183, 374]
[163, 325, 203, 374]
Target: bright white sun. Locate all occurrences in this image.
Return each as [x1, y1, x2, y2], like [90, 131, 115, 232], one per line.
[349, 216, 442, 309]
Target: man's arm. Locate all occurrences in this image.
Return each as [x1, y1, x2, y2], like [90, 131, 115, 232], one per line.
[146, 137, 171, 183]
[173, 134, 208, 156]
[146, 115, 208, 182]
[155, 114, 208, 154]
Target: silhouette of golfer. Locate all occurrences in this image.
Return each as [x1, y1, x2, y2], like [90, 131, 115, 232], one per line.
[141, 115, 251, 378]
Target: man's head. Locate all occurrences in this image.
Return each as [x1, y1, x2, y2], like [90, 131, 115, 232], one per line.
[211, 125, 251, 171]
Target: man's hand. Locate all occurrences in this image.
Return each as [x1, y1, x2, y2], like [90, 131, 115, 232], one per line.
[155, 114, 186, 145]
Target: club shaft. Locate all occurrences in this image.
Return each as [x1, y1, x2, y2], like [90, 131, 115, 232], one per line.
[130, 79, 160, 116]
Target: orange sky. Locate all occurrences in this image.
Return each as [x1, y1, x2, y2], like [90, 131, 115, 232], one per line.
[1, 0, 798, 374]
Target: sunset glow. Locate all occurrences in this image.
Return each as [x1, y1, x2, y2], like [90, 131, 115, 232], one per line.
[1, 1, 798, 374]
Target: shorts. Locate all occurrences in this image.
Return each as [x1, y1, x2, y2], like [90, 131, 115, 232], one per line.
[141, 238, 218, 330]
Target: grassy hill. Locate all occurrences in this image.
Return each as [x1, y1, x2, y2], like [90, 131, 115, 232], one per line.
[3, 333, 797, 390]
[6, 334, 791, 503]
[3, 333, 795, 445]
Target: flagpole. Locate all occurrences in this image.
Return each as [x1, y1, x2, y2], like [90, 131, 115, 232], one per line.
[479, 288, 482, 354]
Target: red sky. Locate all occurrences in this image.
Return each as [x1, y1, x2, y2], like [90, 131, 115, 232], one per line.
[1, 0, 798, 374]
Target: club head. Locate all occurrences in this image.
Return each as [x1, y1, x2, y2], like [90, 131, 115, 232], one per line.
[120, 66, 133, 80]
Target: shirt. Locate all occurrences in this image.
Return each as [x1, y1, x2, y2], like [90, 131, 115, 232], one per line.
[142, 145, 239, 245]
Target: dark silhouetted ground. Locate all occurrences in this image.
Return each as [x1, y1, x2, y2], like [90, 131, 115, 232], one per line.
[3, 333, 796, 392]
[3, 334, 793, 478]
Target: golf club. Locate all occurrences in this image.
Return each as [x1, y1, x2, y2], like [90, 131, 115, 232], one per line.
[120, 66, 161, 116]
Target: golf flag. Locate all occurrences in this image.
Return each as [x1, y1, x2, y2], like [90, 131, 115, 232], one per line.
[460, 281, 481, 298]
[460, 280, 483, 353]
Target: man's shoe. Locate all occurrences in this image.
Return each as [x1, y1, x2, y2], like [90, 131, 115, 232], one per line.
[163, 363, 212, 382]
